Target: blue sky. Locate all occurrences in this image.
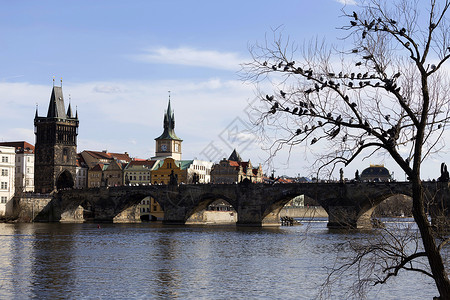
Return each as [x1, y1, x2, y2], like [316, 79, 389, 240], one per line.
[1, 0, 446, 180]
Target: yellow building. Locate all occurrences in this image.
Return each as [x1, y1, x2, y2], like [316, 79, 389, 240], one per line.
[151, 157, 187, 184]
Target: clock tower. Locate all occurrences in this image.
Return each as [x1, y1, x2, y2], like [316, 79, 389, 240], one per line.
[153, 98, 182, 160]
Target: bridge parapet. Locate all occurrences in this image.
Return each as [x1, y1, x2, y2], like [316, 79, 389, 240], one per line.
[42, 181, 449, 229]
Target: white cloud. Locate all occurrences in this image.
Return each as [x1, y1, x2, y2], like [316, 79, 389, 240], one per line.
[335, 0, 357, 5]
[93, 85, 125, 94]
[131, 47, 245, 71]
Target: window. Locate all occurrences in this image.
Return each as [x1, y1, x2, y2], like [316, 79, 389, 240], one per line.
[63, 148, 69, 163]
[1, 169, 7, 176]
[0, 182, 7, 189]
[27, 156, 30, 163]
[0, 197, 6, 203]
[1, 156, 8, 163]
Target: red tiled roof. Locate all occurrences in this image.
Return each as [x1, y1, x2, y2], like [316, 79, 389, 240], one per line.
[76, 153, 88, 168]
[83, 150, 112, 160]
[229, 161, 240, 167]
[0, 141, 35, 153]
[83, 150, 132, 162]
[90, 164, 104, 171]
[110, 152, 131, 162]
[127, 160, 157, 168]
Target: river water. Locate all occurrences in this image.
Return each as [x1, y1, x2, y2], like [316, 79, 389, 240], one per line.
[0, 219, 444, 299]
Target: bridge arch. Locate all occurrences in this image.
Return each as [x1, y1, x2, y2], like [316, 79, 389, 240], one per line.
[185, 193, 238, 225]
[354, 191, 413, 228]
[56, 170, 74, 190]
[261, 183, 332, 226]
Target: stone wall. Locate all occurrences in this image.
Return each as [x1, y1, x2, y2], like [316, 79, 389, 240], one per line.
[186, 211, 237, 225]
[12, 194, 53, 222]
[280, 207, 328, 218]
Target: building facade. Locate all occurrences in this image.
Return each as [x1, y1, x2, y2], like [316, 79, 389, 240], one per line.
[0, 141, 35, 193]
[184, 159, 213, 183]
[124, 160, 158, 185]
[151, 157, 186, 184]
[75, 154, 88, 189]
[103, 160, 125, 187]
[87, 164, 105, 188]
[0, 146, 15, 216]
[34, 83, 79, 193]
[211, 150, 263, 184]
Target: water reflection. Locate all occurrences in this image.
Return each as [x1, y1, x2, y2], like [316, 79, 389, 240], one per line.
[0, 221, 441, 299]
[29, 224, 78, 299]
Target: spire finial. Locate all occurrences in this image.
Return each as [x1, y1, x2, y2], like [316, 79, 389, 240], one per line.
[53, 76, 55, 87]
[168, 90, 171, 101]
[60, 77, 63, 87]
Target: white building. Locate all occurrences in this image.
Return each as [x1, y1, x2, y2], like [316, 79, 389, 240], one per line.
[0, 142, 35, 194]
[0, 146, 15, 216]
[185, 159, 214, 183]
[75, 154, 88, 189]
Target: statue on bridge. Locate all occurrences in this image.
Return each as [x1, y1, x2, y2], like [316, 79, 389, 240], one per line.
[355, 170, 360, 182]
[340, 168, 344, 183]
[192, 173, 199, 184]
[438, 162, 449, 182]
[169, 170, 178, 185]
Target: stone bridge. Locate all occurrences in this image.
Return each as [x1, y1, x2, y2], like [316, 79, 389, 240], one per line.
[32, 181, 449, 229]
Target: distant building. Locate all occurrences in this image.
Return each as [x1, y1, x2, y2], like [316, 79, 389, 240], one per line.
[152, 157, 187, 184]
[34, 83, 79, 193]
[103, 160, 125, 187]
[75, 154, 88, 189]
[210, 149, 263, 184]
[184, 159, 213, 183]
[152, 99, 183, 161]
[0, 141, 35, 193]
[124, 160, 159, 186]
[80, 150, 131, 169]
[88, 164, 105, 188]
[151, 158, 213, 185]
[81, 150, 132, 188]
[0, 146, 15, 216]
[360, 164, 391, 182]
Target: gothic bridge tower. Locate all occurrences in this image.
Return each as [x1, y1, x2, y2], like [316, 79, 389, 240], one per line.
[34, 81, 79, 193]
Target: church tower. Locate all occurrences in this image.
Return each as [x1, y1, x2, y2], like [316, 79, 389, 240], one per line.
[153, 97, 182, 160]
[34, 80, 79, 193]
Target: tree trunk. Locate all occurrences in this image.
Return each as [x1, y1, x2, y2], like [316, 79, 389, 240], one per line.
[412, 179, 450, 299]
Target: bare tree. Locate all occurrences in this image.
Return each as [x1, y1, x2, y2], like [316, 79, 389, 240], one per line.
[242, 0, 450, 298]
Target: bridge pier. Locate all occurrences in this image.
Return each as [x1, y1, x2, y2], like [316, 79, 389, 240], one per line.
[327, 206, 358, 229]
[235, 205, 280, 227]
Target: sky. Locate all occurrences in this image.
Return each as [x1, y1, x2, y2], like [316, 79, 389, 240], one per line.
[0, 0, 447, 181]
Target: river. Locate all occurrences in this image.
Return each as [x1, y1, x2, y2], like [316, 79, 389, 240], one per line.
[0, 219, 444, 299]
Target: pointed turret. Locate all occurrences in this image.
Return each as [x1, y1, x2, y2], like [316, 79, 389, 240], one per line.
[46, 86, 67, 119]
[228, 149, 242, 162]
[67, 102, 73, 118]
[156, 99, 181, 141]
